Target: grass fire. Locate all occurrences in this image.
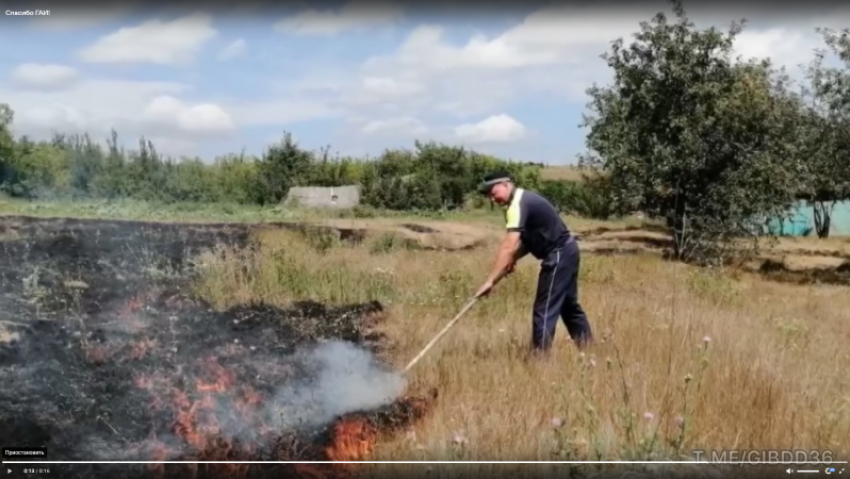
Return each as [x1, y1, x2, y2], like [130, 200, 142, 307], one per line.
[0, 217, 431, 479]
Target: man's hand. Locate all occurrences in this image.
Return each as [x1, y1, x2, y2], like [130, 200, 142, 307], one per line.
[478, 263, 515, 298]
[476, 232, 523, 300]
[475, 281, 494, 299]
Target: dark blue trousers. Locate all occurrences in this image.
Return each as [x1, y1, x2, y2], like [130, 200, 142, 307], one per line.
[532, 238, 592, 351]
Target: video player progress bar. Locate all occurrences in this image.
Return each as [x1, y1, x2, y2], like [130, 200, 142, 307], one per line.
[2, 461, 850, 465]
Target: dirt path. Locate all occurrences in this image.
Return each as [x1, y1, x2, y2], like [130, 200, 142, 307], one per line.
[306, 218, 499, 250]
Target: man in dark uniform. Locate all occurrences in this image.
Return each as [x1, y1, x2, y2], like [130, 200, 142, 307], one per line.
[474, 171, 593, 351]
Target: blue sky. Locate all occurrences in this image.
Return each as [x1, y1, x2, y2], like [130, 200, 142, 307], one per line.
[0, 1, 846, 164]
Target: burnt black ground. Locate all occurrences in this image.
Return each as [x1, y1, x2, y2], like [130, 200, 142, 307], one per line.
[0, 216, 416, 479]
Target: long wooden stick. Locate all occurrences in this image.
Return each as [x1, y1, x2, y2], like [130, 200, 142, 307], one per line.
[402, 298, 478, 374]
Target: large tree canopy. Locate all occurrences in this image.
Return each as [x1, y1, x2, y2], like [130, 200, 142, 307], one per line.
[580, 0, 805, 263]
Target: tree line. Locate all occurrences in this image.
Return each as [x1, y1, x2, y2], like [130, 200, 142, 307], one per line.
[1, 0, 849, 263]
[0, 113, 555, 212]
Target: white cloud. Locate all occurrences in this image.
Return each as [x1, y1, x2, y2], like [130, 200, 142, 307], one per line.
[343, 3, 850, 128]
[364, 10, 641, 74]
[3, 78, 183, 136]
[142, 96, 234, 134]
[359, 7, 662, 90]
[77, 13, 217, 65]
[360, 116, 428, 136]
[218, 38, 247, 61]
[223, 98, 343, 127]
[10, 63, 78, 91]
[0, 75, 237, 156]
[732, 28, 823, 73]
[274, 0, 403, 36]
[455, 114, 526, 144]
[361, 76, 425, 98]
[338, 8, 651, 122]
[277, 4, 850, 148]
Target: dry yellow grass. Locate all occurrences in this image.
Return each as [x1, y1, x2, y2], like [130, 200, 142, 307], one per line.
[191, 225, 850, 470]
[772, 236, 850, 257]
[540, 166, 600, 182]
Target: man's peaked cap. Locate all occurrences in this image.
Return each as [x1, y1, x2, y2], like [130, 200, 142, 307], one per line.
[478, 170, 512, 194]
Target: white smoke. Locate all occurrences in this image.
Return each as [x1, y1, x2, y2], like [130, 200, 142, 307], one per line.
[270, 340, 408, 430]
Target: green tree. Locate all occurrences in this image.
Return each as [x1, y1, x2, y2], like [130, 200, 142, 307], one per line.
[214, 152, 262, 204]
[359, 149, 416, 210]
[90, 129, 130, 198]
[580, 0, 802, 263]
[540, 174, 616, 219]
[799, 28, 850, 238]
[0, 104, 18, 192]
[255, 132, 315, 205]
[125, 137, 165, 201]
[48, 133, 103, 198]
[413, 141, 471, 209]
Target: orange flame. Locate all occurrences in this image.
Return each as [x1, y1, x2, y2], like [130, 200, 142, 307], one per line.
[324, 417, 378, 462]
[196, 357, 236, 393]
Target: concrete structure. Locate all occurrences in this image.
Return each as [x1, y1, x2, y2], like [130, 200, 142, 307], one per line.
[283, 185, 361, 209]
[764, 200, 850, 237]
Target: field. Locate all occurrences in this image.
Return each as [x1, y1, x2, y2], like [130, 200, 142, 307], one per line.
[539, 166, 596, 182]
[1, 198, 848, 479]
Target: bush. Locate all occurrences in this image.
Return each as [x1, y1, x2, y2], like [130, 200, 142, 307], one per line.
[358, 142, 542, 212]
[538, 175, 616, 219]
